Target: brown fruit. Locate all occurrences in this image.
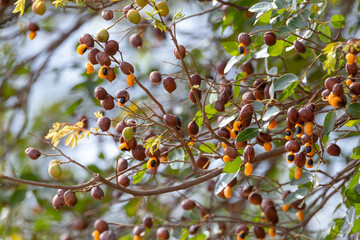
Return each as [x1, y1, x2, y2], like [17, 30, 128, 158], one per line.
[238, 32, 251, 47]
[189, 89, 202, 104]
[52, 194, 64, 210]
[72, 218, 88, 230]
[346, 63, 358, 76]
[291, 199, 305, 211]
[129, 34, 143, 48]
[189, 224, 200, 235]
[100, 230, 115, 240]
[218, 127, 230, 139]
[214, 100, 225, 112]
[243, 145, 255, 163]
[57, 189, 66, 203]
[181, 199, 196, 210]
[287, 107, 299, 124]
[163, 113, 177, 128]
[64, 190, 77, 208]
[295, 152, 306, 168]
[132, 145, 146, 160]
[91, 186, 104, 200]
[332, 83, 344, 97]
[264, 205, 278, 224]
[349, 82, 360, 95]
[119, 62, 134, 75]
[115, 89, 130, 104]
[102, 10, 113, 20]
[104, 40, 119, 56]
[235, 224, 249, 235]
[261, 198, 274, 210]
[216, 62, 227, 75]
[248, 192, 262, 205]
[123, 4, 134, 17]
[145, 146, 160, 159]
[115, 121, 128, 134]
[298, 108, 314, 122]
[133, 225, 146, 236]
[347, 39, 360, 54]
[263, 31, 277, 46]
[126, 119, 137, 132]
[87, 48, 100, 65]
[196, 156, 210, 169]
[97, 116, 111, 131]
[157, 227, 170, 240]
[117, 174, 130, 187]
[100, 95, 115, 110]
[240, 61, 254, 75]
[282, 190, 291, 200]
[235, 140, 247, 149]
[301, 133, 318, 144]
[321, 89, 331, 101]
[163, 77, 177, 93]
[79, 33, 94, 48]
[306, 103, 316, 112]
[326, 143, 341, 156]
[253, 226, 266, 238]
[264, 84, 271, 99]
[127, 137, 137, 150]
[242, 91, 256, 104]
[94, 219, 109, 233]
[143, 217, 153, 229]
[188, 121, 199, 136]
[219, 91, 230, 105]
[294, 40, 306, 53]
[240, 185, 254, 199]
[174, 45, 186, 59]
[325, 77, 341, 91]
[190, 74, 202, 86]
[149, 71, 162, 85]
[224, 147, 238, 159]
[239, 104, 254, 121]
[207, 180, 216, 192]
[285, 140, 300, 153]
[256, 133, 272, 146]
[25, 147, 41, 160]
[96, 52, 111, 66]
[27, 22, 40, 32]
[117, 158, 128, 172]
[228, 178, 237, 188]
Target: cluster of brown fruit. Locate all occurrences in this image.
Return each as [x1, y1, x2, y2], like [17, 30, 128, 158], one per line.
[284, 106, 317, 179]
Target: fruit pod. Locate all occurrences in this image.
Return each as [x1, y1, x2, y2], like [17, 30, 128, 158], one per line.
[94, 219, 109, 234]
[163, 77, 177, 94]
[326, 143, 341, 156]
[287, 107, 299, 124]
[243, 145, 255, 163]
[253, 226, 266, 239]
[261, 199, 274, 211]
[174, 45, 186, 59]
[294, 40, 306, 53]
[285, 140, 300, 153]
[181, 199, 196, 210]
[263, 31, 277, 46]
[235, 224, 249, 235]
[25, 147, 41, 160]
[115, 89, 130, 106]
[189, 89, 202, 104]
[239, 104, 253, 121]
[79, 33, 94, 48]
[196, 156, 210, 169]
[91, 186, 104, 200]
[325, 77, 341, 91]
[120, 62, 135, 75]
[346, 63, 358, 76]
[294, 152, 306, 168]
[298, 108, 314, 122]
[117, 174, 130, 187]
[239, 185, 254, 199]
[240, 61, 254, 76]
[248, 192, 262, 205]
[238, 32, 251, 47]
[241, 92, 256, 104]
[187, 121, 199, 135]
[156, 227, 170, 240]
[163, 113, 177, 128]
[64, 190, 77, 207]
[256, 132, 272, 146]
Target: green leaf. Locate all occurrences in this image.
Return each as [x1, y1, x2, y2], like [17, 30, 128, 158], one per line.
[345, 189, 360, 203]
[189, 233, 206, 240]
[65, 99, 83, 115]
[340, 206, 355, 237]
[345, 119, 360, 127]
[119, 236, 132, 240]
[323, 111, 337, 135]
[215, 171, 239, 194]
[278, 81, 299, 101]
[248, 2, 272, 13]
[199, 143, 216, 153]
[267, 40, 285, 56]
[347, 103, 360, 118]
[332, 14, 346, 28]
[283, 188, 309, 205]
[347, 170, 360, 190]
[318, 24, 331, 43]
[290, 171, 313, 185]
[224, 55, 243, 74]
[223, 157, 242, 173]
[274, 73, 298, 91]
[180, 228, 189, 240]
[133, 164, 147, 184]
[222, 41, 240, 56]
[125, 198, 142, 217]
[350, 219, 360, 234]
[10, 189, 27, 207]
[87, 164, 101, 173]
[193, 104, 217, 126]
[351, 146, 360, 159]
[255, 9, 272, 25]
[236, 128, 259, 142]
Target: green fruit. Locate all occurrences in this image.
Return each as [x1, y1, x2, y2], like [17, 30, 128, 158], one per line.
[156, 1, 169, 17]
[96, 28, 109, 43]
[127, 9, 141, 24]
[136, 0, 147, 7]
[122, 127, 134, 142]
[32, 1, 46, 15]
[48, 161, 62, 179]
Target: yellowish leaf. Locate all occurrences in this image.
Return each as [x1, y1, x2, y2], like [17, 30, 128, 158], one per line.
[64, 133, 74, 146]
[13, 0, 26, 17]
[94, 111, 103, 119]
[70, 134, 77, 148]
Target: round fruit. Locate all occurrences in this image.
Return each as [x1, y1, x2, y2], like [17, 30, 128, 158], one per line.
[117, 158, 128, 172]
[104, 40, 119, 56]
[163, 77, 177, 93]
[253, 226, 266, 239]
[32, 1, 46, 15]
[295, 152, 306, 168]
[127, 9, 141, 24]
[240, 61, 254, 75]
[72, 218, 88, 230]
[52, 194, 64, 210]
[133, 225, 146, 236]
[48, 161, 62, 179]
[117, 174, 130, 187]
[96, 29, 109, 42]
[350, 82, 360, 95]
[91, 186, 104, 200]
[122, 127, 134, 141]
[243, 145, 255, 163]
[129, 34, 143, 48]
[298, 108, 314, 122]
[326, 143, 341, 156]
[143, 217, 153, 228]
[94, 219, 109, 233]
[25, 147, 41, 160]
[346, 63, 358, 76]
[100, 230, 115, 240]
[157, 227, 170, 239]
[102, 10, 113, 20]
[136, 0, 147, 7]
[100, 95, 115, 110]
[190, 74, 202, 86]
[196, 156, 210, 169]
[149, 71, 162, 85]
[248, 192, 262, 205]
[96, 52, 111, 66]
[239, 185, 253, 199]
[156, 1, 169, 17]
[64, 190, 77, 207]
[97, 116, 111, 132]
[216, 62, 226, 75]
[214, 100, 225, 112]
[163, 113, 177, 128]
[189, 224, 200, 235]
[174, 45, 186, 59]
[181, 199, 196, 210]
[263, 31, 276, 46]
[294, 40, 306, 53]
[132, 145, 146, 160]
[237, 32, 251, 47]
[188, 121, 199, 135]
